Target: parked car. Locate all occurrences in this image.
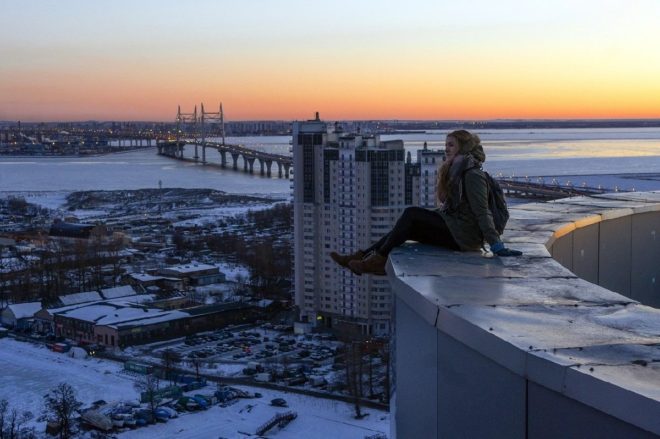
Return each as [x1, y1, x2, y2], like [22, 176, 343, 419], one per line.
[271, 398, 287, 407]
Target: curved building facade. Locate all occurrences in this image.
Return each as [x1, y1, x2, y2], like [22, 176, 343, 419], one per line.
[390, 191, 660, 438]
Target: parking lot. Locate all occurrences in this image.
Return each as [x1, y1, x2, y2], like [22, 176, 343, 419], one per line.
[130, 323, 342, 384]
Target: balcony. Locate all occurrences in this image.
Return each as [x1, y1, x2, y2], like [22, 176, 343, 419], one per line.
[387, 191, 660, 438]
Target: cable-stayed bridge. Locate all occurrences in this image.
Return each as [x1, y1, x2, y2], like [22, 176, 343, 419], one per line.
[157, 104, 292, 178]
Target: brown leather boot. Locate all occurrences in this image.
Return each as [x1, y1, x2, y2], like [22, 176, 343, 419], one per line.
[348, 251, 387, 276]
[330, 250, 365, 269]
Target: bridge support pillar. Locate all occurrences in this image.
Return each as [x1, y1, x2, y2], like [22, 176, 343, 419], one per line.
[194, 144, 199, 161]
[283, 164, 291, 179]
[202, 145, 206, 164]
[277, 162, 283, 178]
[258, 159, 265, 176]
[246, 158, 255, 174]
[219, 151, 227, 168]
[231, 153, 240, 170]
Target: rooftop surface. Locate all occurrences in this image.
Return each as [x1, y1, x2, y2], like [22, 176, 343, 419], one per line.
[388, 190, 660, 435]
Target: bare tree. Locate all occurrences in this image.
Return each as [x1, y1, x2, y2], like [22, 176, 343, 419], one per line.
[6, 409, 32, 439]
[134, 374, 161, 419]
[161, 349, 182, 384]
[190, 356, 203, 381]
[43, 383, 82, 439]
[380, 342, 390, 404]
[344, 342, 366, 419]
[1, 395, 33, 439]
[0, 399, 8, 439]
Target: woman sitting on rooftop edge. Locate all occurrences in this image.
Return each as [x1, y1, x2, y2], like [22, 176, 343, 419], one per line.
[330, 129, 522, 276]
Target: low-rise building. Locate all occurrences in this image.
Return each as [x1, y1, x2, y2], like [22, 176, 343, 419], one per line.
[1, 301, 42, 329]
[52, 297, 259, 348]
[159, 262, 223, 286]
[49, 220, 106, 241]
[125, 272, 185, 292]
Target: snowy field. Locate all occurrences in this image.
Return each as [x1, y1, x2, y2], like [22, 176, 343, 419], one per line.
[117, 388, 389, 439]
[0, 338, 389, 438]
[0, 339, 136, 427]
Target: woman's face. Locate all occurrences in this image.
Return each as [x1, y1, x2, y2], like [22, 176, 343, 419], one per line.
[445, 136, 459, 161]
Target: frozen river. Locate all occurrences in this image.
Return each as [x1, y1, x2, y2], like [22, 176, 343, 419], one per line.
[1, 128, 660, 196]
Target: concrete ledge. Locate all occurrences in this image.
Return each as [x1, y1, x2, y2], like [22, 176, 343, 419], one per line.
[389, 191, 660, 438]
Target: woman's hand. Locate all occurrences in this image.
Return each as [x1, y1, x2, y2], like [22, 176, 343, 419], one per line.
[494, 247, 523, 257]
[491, 242, 523, 257]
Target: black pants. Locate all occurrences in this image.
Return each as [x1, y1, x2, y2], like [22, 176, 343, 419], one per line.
[366, 207, 460, 257]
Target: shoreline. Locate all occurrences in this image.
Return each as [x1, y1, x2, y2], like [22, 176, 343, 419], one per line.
[0, 145, 156, 159]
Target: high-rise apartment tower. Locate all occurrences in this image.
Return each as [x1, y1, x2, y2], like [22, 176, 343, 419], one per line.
[292, 115, 443, 336]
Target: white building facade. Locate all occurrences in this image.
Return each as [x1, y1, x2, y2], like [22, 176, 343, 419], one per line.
[293, 115, 444, 336]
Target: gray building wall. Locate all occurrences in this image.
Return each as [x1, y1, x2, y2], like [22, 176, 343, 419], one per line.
[551, 211, 659, 307]
[392, 198, 660, 438]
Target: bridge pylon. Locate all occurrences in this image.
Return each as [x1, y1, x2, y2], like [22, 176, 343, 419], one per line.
[200, 103, 226, 164]
[176, 105, 198, 159]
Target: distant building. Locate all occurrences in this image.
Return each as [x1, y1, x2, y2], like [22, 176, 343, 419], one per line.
[292, 116, 444, 337]
[293, 116, 399, 336]
[416, 142, 445, 208]
[58, 291, 103, 307]
[100, 285, 137, 300]
[125, 272, 185, 292]
[1, 301, 42, 329]
[158, 262, 225, 286]
[53, 299, 258, 348]
[49, 220, 107, 241]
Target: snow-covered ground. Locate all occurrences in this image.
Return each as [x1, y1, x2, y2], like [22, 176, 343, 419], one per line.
[118, 388, 389, 439]
[0, 338, 390, 438]
[215, 262, 251, 283]
[162, 203, 277, 227]
[0, 339, 136, 428]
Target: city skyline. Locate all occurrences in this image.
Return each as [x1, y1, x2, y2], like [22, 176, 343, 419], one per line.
[1, 0, 659, 122]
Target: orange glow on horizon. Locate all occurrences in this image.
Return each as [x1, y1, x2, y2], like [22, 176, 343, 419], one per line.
[3, 54, 659, 122]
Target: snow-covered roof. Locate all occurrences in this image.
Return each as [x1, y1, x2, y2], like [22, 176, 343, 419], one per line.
[59, 291, 102, 306]
[161, 262, 217, 274]
[100, 285, 136, 299]
[58, 303, 165, 325]
[48, 295, 155, 316]
[254, 299, 274, 308]
[109, 294, 155, 306]
[6, 302, 42, 319]
[129, 273, 164, 282]
[110, 310, 190, 329]
[195, 283, 234, 293]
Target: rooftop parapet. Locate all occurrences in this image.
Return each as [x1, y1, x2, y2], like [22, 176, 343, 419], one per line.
[388, 191, 660, 438]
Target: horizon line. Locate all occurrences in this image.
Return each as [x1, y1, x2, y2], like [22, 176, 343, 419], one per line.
[4, 117, 660, 125]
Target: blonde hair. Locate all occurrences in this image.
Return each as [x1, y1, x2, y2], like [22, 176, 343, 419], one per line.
[436, 130, 482, 206]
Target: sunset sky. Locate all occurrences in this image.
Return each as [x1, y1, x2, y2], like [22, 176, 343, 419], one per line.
[1, 0, 659, 121]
